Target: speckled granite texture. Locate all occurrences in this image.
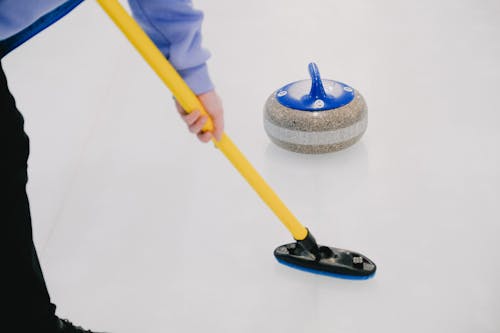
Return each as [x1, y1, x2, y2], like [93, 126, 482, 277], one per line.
[264, 90, 368, 154]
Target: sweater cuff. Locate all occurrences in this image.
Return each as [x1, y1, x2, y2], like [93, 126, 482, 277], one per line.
[177, 63, 214, 95]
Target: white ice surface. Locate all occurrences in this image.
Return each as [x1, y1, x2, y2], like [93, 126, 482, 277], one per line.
[3, 0, 500, 332]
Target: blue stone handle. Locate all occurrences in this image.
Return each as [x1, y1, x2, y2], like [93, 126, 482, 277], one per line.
[308, 63, 328, 100]
[275, 62, 354, 111]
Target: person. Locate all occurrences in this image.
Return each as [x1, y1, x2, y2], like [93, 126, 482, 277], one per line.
[1, 0, 224, 332]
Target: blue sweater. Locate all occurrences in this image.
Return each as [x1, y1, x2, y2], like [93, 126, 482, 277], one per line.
[0, 0, 213, 94]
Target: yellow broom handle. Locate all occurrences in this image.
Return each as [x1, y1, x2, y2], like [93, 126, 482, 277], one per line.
[96, 0, 308, 240]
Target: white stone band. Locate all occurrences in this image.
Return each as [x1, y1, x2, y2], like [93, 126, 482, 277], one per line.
[264, 115, 368, 146]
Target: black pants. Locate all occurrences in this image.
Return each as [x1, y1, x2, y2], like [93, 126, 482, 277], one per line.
[1, 62, 58, 331]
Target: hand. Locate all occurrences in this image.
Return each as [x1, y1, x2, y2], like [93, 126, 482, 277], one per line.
[175, 90, 224, 143]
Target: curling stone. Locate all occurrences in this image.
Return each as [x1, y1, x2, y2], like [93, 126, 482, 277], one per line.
[264, 63, 367, 154]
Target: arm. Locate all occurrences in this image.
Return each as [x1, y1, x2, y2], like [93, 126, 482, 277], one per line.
[128, 0, 223, 141]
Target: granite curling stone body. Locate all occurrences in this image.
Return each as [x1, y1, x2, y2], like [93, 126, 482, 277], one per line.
[264, 63, 367, 154]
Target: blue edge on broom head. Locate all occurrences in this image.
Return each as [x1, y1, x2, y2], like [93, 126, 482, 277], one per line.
[276, 258, 376, 280]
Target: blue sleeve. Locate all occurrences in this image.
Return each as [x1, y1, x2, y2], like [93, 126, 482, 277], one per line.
[127, 0, 214, 94]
